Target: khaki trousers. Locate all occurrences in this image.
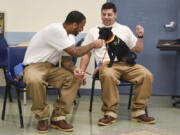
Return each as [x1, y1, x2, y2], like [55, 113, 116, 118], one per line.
[99, 61, 154, 118]
[23, 62, 81, 120]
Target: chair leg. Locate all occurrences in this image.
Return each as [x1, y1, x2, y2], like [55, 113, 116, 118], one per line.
[171, 95, 180, 99]
[73, 90, 80, 105]
[1, 85, 10, 120]
[57, 89, 60, 99]
[8, 87, 13, 102]
[23, 88, 27, 105]
[173, 100, 180, 107]
[128, 84, 133, 110]
[73, 100, 77, 105]
[77, 90, 80, 97]
[145, 106, 148, 116]
[89, 79, 96, 112]
[16, 88, 24, 128]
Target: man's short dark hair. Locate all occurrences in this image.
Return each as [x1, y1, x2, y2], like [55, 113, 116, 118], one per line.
[64, 11, 86, 24]
[101, 2, 117, 13]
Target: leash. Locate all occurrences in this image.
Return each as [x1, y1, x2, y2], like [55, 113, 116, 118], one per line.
[92, 34, 115, 76]
[74, 34, 116, 83]
[73, 45, 108, 83]
[92, 47, 108, 76]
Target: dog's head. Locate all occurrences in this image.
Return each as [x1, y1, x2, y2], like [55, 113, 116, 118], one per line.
[98, 27, 113, 40]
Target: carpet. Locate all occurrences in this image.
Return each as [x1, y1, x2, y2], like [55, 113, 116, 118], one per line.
[94, 126, 179, 135]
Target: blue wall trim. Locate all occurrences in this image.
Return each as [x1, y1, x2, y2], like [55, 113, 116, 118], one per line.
[5, 32, 86, 45]
[5, 32, 36, 45]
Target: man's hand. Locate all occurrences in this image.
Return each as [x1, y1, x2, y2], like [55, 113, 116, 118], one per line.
[81, 75, 87, 85]
[93, 39, 104, 49]
[136, 25, 144, 37]
[73, 67, 84, 78]
[73, 68, 87, 85]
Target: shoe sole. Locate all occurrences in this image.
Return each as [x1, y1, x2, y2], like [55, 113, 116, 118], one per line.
[36, 130, 48, 134]
[50, 124, 74, 132]
[131, 118, 156, 124]
[97, 120, 117, 126]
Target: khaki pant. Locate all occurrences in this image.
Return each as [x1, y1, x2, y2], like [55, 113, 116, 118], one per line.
[99, 61, 154, 118]
[23, 62, 81, 120]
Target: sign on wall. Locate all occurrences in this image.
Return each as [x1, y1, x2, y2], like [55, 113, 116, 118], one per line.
[0, 13, 4, 37]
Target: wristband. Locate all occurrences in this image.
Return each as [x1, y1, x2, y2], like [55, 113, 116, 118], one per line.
[138, 35, 143, 39]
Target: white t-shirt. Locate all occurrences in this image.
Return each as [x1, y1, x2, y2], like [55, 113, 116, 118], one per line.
[82, 22, 137, 63]
[23, 23, 75, 65]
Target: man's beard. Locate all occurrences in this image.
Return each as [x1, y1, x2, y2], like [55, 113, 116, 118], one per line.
[73, 31, 78, 36]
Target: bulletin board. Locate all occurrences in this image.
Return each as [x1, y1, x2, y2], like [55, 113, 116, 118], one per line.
[0, 13, 5, 37]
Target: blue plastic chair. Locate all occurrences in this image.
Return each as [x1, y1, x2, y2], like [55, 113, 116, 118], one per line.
[0, 35, 8, 67]
[1, 46, 27, 128]
[0, 35, 13, 102]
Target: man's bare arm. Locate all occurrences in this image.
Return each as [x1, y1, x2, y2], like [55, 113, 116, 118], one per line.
[61, 56, 76, 73]
[64, 39, 103, 57]
[132, 38, 144, 53]
[132, 25, 144, 53]
[80, 52, 91, 72]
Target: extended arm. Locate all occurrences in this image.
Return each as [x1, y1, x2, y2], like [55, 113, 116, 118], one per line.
[64, 39, 103, 57]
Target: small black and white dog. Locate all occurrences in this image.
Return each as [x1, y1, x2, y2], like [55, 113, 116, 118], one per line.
[98, 27, 137, 67]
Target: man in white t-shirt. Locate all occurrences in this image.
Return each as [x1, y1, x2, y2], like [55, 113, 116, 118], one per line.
[80, 2, 155, 126]
[23, 11, 103, 133]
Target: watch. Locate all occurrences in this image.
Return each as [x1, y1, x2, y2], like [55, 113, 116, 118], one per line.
[138, 35, 144, 38]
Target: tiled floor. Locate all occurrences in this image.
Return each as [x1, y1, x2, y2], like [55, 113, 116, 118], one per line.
[0, 94, 180, 135]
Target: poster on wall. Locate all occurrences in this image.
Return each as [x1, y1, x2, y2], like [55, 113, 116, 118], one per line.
[0, 13, 5, 37]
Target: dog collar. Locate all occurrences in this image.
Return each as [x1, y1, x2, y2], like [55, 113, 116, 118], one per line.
[105, 34, 115, 44]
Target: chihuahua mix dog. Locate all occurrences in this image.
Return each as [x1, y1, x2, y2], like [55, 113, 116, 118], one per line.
[98, 27, 137, 67]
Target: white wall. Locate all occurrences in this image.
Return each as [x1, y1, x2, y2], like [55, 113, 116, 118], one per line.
[0, 0, 105, 89]
[0, 0, 105, 32]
